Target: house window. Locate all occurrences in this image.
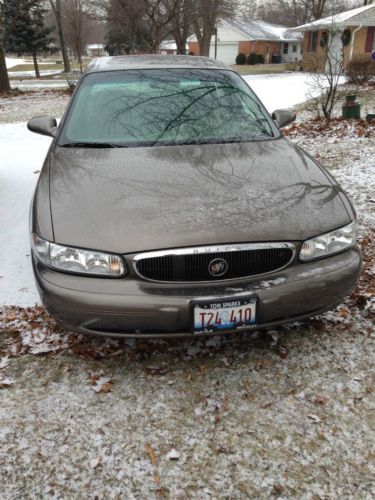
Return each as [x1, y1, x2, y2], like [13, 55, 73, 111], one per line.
[283, 43, 289, 54]
[293, 45, 297, 53]
[307, 31, 318, 52]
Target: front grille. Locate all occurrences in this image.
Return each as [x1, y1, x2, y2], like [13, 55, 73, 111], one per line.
[134, 244, 294, 282]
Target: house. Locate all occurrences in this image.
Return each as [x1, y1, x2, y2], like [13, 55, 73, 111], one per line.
[292, 3, 375, 71]
[86, 44, 107, 58]
[160, 40, 178, 55]
[188, 18, 303, 65]
[159, 40, 189, 55]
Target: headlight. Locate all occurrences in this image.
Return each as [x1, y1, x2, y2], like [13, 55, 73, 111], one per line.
[32, 235, 126, 277]
[299, 221, 358, 262]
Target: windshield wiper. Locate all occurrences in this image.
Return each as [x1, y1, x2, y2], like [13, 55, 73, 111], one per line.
[59, 141, 126, 148]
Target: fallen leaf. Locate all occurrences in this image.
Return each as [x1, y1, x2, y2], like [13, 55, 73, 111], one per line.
[315, 394, 329, 405]
[199, 364, 208, 375]
[272, 484, 285, 495]
[276, 345, 288, 359]
[308, 414, 321, 423]
[144, 366, 169, 376]
[90, 457, 100, 469]
[338, 308, 349, 318]
[0, 377, 14, 389]
[309, 319, 326, 331]
[4, 312, 16, 322]
[91, 376, 114, 393]
[145, 443, 158, 466]
[0, 357, 10, 369]
[167, 449, 180, 461]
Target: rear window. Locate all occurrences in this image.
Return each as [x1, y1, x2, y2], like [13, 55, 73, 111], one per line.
[59, 68, 277, 148]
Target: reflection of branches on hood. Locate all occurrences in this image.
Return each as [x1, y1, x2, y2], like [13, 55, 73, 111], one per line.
[273, 181, 338, 207]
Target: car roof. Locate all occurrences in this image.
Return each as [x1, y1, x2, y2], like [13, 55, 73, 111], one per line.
[85, 55, 228, 74]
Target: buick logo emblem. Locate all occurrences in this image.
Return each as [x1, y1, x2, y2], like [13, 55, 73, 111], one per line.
[208, 258, 228, 277]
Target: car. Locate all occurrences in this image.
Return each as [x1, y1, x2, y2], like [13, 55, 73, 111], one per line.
[27, 55, 361, 338]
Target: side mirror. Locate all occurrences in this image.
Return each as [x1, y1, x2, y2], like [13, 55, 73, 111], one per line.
[272, 109, 296, 129]
[27, 116, 57, 138]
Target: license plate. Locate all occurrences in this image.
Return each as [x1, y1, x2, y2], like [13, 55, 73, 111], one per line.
[193, 296, 257, 335]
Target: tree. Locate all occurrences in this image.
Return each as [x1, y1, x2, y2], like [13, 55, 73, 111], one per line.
[49, 0, 71, 72]
[308, 22, 345, 119]
[0, 0, 22, 93]
[142, 0, 180, 53]
[63, 0, 90, 71]
[104, 0, 150, 54]
[166, 0, 192, 54]
[6, 0, 54, 78]
[255, 0, 355, 27]
[191, 0, 239, 56]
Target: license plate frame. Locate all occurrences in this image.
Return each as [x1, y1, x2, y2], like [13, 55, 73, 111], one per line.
[191, 295, 258, 335]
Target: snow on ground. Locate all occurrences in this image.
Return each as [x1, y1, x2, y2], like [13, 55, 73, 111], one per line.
[0, 123, 52, 305]
[5, 57, 25, 69]
[9, 79, 68, 90]
[243, 73, 316, 111]
[0, 89, 69, 124]
[8, 69, 63, 78]
[243, 73, 345, 112]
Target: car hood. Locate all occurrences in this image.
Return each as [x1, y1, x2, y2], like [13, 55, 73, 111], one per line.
[48, 138, 350, 254]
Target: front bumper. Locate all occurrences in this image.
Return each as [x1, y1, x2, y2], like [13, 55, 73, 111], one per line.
[33, 246, 362, 338]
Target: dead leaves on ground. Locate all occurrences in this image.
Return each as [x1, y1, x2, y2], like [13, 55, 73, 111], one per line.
[145, 443, 158, 467]
[315, 394, 329, 406]
[88, 374, 114, 393]
[285, 117, 375, 140]
[0, 376, 14, 389]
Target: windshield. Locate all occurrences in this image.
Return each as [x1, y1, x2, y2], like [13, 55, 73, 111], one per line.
[59, 69, 277, 148]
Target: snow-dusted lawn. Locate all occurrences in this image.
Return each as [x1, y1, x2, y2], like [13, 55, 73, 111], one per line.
[244, 73, 321, 111]
[0, 123, 51, 305]
[5, 57, 25, 69]
[8, 69, 63, 78]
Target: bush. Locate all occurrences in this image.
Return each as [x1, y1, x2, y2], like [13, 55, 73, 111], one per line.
[235, 52, 246, 65]
[247, 52, 257, 65]
[346, 55, 375, 84]
[246, 52, 264, 65]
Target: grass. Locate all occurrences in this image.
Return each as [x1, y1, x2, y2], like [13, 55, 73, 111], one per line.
[230, 62, 301, 75]
[8, 59, 91, 79]
[8, 59, 297, 78]
[8, 63, 66, 72]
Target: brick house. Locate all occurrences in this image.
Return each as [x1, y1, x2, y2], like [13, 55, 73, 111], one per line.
[292, 4, 375, 71]
[188, 19, 303, 65]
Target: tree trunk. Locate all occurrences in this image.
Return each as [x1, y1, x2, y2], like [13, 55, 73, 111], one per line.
[177, 38, 187, 55]
[199, 31, 213, 57]
[50, 0, 71, 73]
[0, 43, 11, 93]
[32, 52, 40, 78]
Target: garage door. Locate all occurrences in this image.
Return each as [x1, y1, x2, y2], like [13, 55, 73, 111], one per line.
[209, 43, 238, 65]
